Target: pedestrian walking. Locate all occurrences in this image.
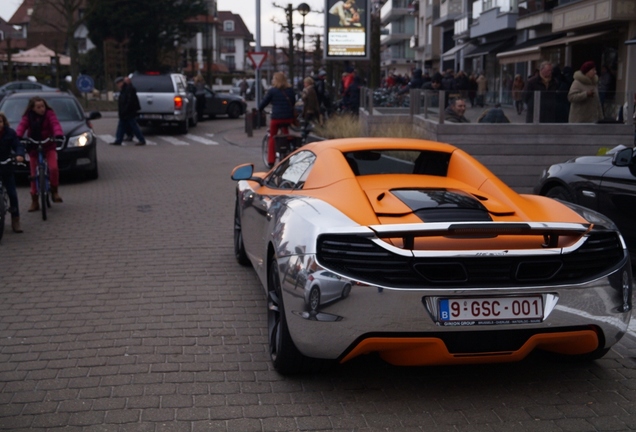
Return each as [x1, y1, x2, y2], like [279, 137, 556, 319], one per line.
[568, 61, 603, 123]
[193, 73, 207, 121]
[511, 74, 525, 115]
[110, 76, 146, 146]
[301, 77, 321, 125]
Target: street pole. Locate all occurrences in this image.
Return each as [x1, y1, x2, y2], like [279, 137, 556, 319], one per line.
[255, 0, 262, 108]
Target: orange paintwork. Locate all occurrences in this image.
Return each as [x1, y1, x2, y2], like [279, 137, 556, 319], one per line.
[240, 138, 590, 242]
[340, 330, 600, 366]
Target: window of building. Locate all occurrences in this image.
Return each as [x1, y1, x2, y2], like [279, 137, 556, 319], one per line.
[224, 20, 234, 32]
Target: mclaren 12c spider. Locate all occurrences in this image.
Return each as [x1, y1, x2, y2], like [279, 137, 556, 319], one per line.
[231, 138, 633, 374]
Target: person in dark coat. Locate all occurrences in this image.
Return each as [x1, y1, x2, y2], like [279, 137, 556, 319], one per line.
[477, 104, 510, 123]
[111, 76, 146, 146]
[0, 112, 25, 233]
[444, 98, 470, 123]
[259, 71, 296, 166]
[343, 75, 361, 115]
[554, 66, 573, 123]
[522, 61, 559, 123]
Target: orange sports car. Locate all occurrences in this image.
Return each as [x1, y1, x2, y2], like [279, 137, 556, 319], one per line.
[231, 138, 633, 374]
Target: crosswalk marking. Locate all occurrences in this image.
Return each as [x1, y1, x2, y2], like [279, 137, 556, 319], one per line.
[185, 134, 218, 145]
[96, 135, 157, 145]
[161, 136, 190, 146]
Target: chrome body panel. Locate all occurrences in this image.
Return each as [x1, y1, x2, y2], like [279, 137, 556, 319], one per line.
[235, 178, 633, 361]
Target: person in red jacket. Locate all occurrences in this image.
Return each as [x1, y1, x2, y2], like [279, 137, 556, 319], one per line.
[15, 96, 64, 210]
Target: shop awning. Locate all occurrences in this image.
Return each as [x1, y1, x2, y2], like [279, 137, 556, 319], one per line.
[540, 31, 611, 48]
[464, 39, 513, 59]
[497, 34, 565, 65]
[441, 42, 474, 60]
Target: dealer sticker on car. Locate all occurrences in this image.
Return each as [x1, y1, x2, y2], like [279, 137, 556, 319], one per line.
[439, 296, 543, 326]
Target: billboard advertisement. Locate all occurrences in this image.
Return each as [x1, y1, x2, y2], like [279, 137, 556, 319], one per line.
[324, 0, 370, 60]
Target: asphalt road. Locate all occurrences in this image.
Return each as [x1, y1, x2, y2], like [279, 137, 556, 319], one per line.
[1, 113, 636, 432]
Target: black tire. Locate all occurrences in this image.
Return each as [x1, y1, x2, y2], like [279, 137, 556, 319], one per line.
[234, 198, 250, 266]
[189, 111, 198, 127]
[0, 189, 6, 242]
[267, 258, 331, 374]
[39, 167, 47, 221]
[545, 185, 575, 203]
[308, 287, 320, 312]
[262, 133, 273, 169]
[178, 119, 189, 135]
[227, 102, 242, 119]
[341, 284, 351, 299]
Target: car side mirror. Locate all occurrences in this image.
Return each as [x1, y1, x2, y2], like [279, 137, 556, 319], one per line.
[231, 163, 263, 184]
[612, 148, 634, 167]
[87, 111, 102, 120]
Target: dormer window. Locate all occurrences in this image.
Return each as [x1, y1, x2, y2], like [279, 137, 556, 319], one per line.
[224, 20, 234, 32]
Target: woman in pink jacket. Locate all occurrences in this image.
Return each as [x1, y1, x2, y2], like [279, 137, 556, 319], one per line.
[16, 96, 64, 210]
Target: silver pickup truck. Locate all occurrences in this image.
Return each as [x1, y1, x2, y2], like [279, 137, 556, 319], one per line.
[130, 72, 197, 134]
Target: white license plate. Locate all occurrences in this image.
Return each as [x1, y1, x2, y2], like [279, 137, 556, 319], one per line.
[141, 114, 162, 120]
[439, 296, 543, 324]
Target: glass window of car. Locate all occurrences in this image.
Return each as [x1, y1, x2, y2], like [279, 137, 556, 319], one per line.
[0, 97, 83, 123]
[342, 149, 450, 176]
[266, 151, 316, 189]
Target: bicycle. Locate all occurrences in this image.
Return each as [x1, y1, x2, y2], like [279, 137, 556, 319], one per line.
[261, 117, 313, 169]
[22, 136, 63, 221]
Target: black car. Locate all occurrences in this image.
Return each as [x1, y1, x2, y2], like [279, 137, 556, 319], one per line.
[0, 80, 59, 102]
[187, 83, 246, 119]
[534, 146, 636, 260]
[0, 92, 101, 179]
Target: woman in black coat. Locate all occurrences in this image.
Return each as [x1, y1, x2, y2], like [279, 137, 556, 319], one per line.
[259, 72, 296, 166]
[0, 112, 25, 233]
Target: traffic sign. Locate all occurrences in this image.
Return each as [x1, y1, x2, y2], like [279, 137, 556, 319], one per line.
[247, 52, 268, 69]
[76, 74, 95, 93]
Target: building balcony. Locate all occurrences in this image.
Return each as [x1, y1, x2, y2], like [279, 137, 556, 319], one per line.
[381, 32, 413, 46]
[518, 0, 558, 17]
[381, 0, 412, 25]
[470, 1, 517, 38]
[221, 46, 236, 53]
[434, 0, 464, 26]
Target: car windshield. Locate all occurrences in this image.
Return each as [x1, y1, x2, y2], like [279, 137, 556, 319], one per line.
[342, 150, 451, 176]
[1, 97, 84, 123]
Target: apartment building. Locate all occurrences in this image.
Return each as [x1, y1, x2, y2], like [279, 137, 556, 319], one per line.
[412, 0, 636, 105]
[380, 0, 417, 76]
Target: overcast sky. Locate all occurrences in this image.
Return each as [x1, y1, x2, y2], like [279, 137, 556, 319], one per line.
[0, 0, 327, 48]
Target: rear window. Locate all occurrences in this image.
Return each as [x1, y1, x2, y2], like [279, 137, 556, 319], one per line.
[342, 150, 451, 177]
[1, 96, 84, 123]
[131, 74, 174, 93]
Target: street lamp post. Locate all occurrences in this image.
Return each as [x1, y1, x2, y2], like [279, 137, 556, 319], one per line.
[297, 3, 310, 79]
[295, 33, 302, 83]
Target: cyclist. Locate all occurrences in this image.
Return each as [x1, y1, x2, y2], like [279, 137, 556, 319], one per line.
[259, 72, 296, 166]
[0, 112, 25, 233]
[15, 96, 64, 210]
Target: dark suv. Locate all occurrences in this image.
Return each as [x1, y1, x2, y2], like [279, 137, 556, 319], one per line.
[130, 72, 197, 134]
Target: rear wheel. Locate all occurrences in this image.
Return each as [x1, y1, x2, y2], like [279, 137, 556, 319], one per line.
[341, 284, 352, 299]
[267, 258, 331, 374]
[308, 287, 320, 312]
[545, 185, 575, 203]
[262, 133, 273, 169]
[233, 198, 250, 266]
[228, 102, 242, 119]
[38, 167, 47, 221]
[178, 119, 189, 134]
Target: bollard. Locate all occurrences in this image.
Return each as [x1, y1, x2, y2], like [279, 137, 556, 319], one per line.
[245, 109, 253, 137]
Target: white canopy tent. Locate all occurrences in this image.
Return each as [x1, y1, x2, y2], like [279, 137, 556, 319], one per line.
[2, 44, 70, 65]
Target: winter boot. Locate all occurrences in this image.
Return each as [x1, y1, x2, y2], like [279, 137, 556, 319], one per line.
[28, 194, 39, 212]
[51, 186, 63, 203]
[11, 216, 23, 233]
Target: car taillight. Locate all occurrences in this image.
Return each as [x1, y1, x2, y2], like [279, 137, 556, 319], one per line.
[174, 96, 184, 110]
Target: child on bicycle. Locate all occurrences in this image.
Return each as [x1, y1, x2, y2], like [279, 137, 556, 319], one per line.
[0, 112, 25, 233]
[15, 96, 64, 211]
[258, 72, 297, 166]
